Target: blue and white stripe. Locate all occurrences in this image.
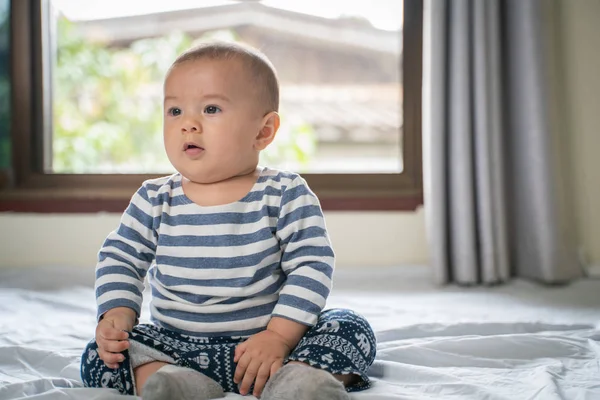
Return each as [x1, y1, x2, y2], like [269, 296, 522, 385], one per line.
[95, 167, 334, 337]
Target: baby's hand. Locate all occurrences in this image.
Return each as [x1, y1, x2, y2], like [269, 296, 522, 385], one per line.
[233, 330, 291, 397]
[95, 307, 135, 369]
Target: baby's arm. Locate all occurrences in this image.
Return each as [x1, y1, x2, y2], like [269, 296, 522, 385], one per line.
[271, 175, 334, 331]
[234, 176, 334, 396]
[265, 315, 309, 349]
[95, 183, 158, 321]
[94, 183, 158, 367]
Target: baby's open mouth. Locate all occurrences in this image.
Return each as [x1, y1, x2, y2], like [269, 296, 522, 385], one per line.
[184, 143, 204, 150]
[183, 142, 205, 155]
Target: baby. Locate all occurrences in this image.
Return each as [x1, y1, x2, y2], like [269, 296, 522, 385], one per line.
[80, 41, 376, 400]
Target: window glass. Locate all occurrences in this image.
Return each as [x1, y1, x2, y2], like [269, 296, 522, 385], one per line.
[50, 0, 403, 174]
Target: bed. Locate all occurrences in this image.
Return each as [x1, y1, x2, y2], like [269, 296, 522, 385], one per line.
[1, 265, 599, 399]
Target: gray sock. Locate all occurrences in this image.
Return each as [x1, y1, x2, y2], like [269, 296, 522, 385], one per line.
[129, 340, 175, 369]
[261, 364, 350, 400]
[142, 364, 224, 400]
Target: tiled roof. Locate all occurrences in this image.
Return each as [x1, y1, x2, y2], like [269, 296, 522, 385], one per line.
[73, 2, 401, 54]
[280, 85, 402, 142]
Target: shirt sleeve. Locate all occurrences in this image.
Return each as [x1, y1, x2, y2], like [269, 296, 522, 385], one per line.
[272, 176, 334, 327]
[95, 183, 158, 321]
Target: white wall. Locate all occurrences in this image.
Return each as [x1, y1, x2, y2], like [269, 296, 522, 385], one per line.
[560, 0, 600, 266]
[0, 209, 429, 268]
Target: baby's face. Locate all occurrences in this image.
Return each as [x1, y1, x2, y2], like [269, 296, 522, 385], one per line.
[163, 58, 265, 184]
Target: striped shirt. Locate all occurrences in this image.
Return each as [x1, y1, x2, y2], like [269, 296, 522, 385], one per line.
[95, 167, 334, 337]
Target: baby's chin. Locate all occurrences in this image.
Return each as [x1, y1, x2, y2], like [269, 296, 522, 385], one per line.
[178, 165, 258, 185]
[180, 172, 228, 185]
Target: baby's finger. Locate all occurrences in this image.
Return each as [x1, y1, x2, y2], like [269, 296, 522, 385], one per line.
[252, 362, 272, 398]
[105, 362, 120, 370]
[98, 325, 129, 341]
[97, 347, 125, 366]
[234, 342, 246, 363]
[239, 359, 261, 396]
[95, 335, 126, 353]
[101, 338, 129, 354]
[234, 352, 250, 384]
[270, 360, 283, 378]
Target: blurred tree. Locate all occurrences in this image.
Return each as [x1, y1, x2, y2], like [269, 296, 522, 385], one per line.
[53, 17, 191, 172]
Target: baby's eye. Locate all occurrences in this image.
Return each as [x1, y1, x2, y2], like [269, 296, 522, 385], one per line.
[167, 107, 182, 116]
[204, 105, 221, 114]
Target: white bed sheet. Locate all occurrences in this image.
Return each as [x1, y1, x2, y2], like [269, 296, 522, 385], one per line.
[1, 266, 599, 400]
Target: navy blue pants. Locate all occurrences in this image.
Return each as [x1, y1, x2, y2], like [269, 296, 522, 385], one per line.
[81, 308, 376, 395]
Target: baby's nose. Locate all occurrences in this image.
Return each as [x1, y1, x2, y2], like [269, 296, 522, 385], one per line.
[182, 126, 198, 133]
[181, 118, 201, 133]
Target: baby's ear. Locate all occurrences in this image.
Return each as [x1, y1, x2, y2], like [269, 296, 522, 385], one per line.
[254, 112, 280, 150]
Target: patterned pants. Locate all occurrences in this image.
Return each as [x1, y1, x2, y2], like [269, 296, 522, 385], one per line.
[81, 308, 376, 395]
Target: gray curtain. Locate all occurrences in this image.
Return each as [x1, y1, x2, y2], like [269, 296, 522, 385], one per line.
[423, 0, 581, 285]
[0, 0, 9, 176]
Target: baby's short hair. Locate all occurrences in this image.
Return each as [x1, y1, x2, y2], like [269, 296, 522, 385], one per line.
[171, 41, 279, 113]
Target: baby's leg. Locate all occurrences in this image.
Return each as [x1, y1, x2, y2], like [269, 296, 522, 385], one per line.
[287, 361, 358, 386]
[262, 308, 377, 400]
[80, 338, 135, 395]
[140, 363, 224, 400]
[262, 363, 350, 400]
[81, 324, 227, 399]
[127, 327, 224, 400]
[133, 361, 168, 394]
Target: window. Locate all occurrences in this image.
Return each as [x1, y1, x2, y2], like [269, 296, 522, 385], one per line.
[1, 0, 423, 212]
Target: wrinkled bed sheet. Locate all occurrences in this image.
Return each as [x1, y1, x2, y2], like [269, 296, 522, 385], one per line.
[1, 266, 599, 400]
